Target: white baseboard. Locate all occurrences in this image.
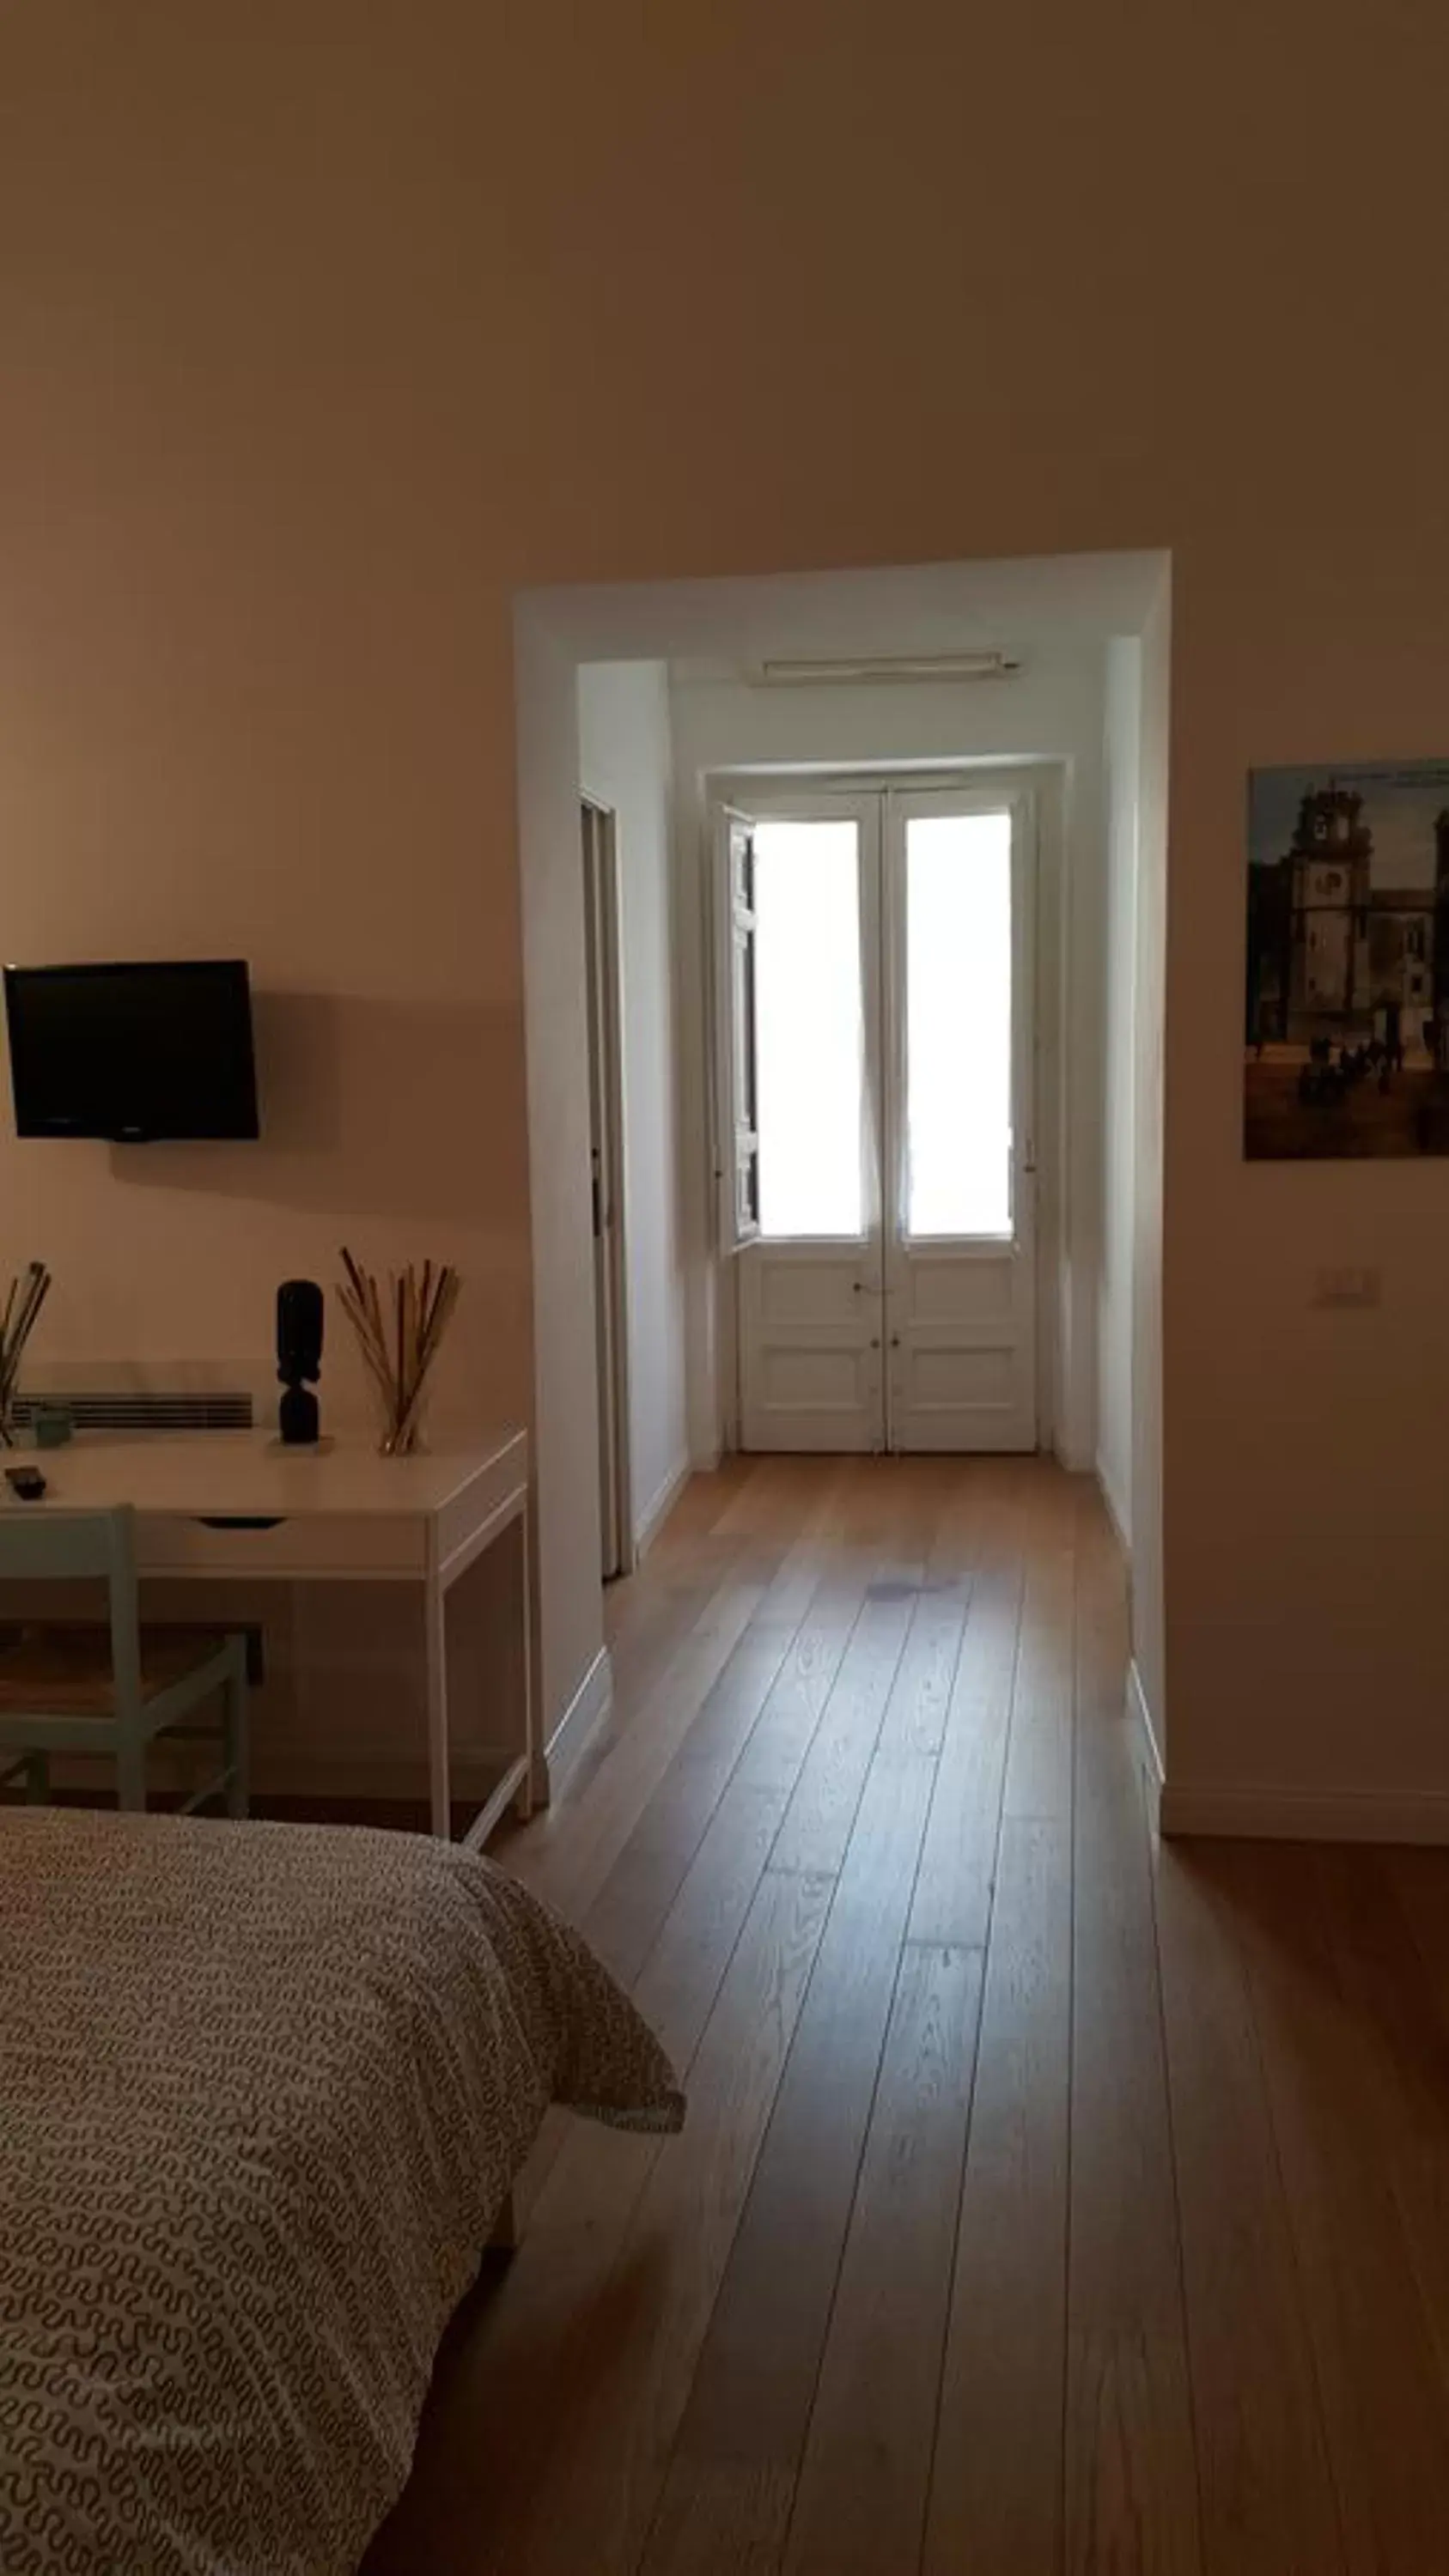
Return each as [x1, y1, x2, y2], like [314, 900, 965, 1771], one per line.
[1160, 1781, 1449, 1844]
[545, 1644, 612, 1778]
[1053, 1431, 1094, 1474]
[633, 1455, 691, 1563]
[1124, 1653, 1449, 1844]
[1095, 1463, 1131, 1558]
[1127, 1656, 1164, 1825]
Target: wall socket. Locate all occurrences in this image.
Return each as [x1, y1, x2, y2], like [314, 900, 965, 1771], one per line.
[1312, 1266, 1382, 1309]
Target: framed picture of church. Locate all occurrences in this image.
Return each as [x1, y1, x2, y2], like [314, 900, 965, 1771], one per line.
[1245, 759, 1449, 1158]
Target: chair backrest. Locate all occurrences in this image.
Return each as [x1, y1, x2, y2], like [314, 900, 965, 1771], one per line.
[0, 1505, 142, 1710]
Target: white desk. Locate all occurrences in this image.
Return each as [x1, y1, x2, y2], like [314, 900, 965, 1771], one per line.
[2, 1429, 536, 1846]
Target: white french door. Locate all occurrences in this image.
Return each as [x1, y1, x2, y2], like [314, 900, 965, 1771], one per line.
[721, 781, 1037, 1454]
[732, 792, 886, 1451]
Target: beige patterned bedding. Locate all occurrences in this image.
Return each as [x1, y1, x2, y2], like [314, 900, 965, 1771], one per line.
[0, 1806, 684, 2575]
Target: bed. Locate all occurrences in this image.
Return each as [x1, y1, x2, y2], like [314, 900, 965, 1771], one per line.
[0, 1805, 684, 2575]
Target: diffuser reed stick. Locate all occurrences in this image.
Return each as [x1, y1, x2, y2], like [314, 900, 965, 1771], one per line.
[337, 1247, 461, 1455]
[0, 1261, 52, 1448]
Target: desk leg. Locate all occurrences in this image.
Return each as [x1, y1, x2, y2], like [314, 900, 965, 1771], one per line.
[423, 1573, 451, 1838]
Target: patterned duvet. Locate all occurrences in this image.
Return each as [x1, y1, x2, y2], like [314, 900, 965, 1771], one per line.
[0, 1806, 684, 2574]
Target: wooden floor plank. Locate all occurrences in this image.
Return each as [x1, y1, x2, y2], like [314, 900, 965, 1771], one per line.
[371, 1862, 834, 2576]
[1065, 1502, 1202, 2576]
[1224, 1842, 1449, 2572]
[724, 1558, 879, 1807]
[580, 1466, 860, 1986]
[922, 1817, 1071, 2576]
[499, 1866, 835, 2575]
[1154, 1841, 1345, 2576]
[518, 1537, 890, 2251]
[782, 1939, 983, 2576]
[1315, 1845, 1449, 2407]
[765, 1589, 917, 1880]
[640, 2464, 795, 2576]
[513, 1548, 787, 1919]
[581, 1564, 833, 1985]
[907, 1469, 1027, 1949]
[874, 1573, 970, 1761]
[642, 1748, 940, 2558]
[710, 1454, 831, 1540]
[602, 1516, 753, 1710]
[1002, 1466, 1076, 1823]
[363, 1455, 1449, 2576]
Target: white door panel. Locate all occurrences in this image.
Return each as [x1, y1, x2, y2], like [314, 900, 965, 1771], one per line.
[886, 1242, 1036, 1451]
[740, 1244, 881, 1450]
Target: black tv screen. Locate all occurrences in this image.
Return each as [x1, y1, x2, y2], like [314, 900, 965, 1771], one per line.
[3, 960, 260, 1141]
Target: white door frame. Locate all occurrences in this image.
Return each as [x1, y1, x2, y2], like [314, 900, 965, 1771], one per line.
[707, 762, 1061, 1458]
[581, 798, 633, 1576]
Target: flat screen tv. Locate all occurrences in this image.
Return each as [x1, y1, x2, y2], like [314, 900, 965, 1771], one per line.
[3, 960, 260, 1141]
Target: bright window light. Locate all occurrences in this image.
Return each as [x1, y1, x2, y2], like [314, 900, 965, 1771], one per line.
[904, 811, 1013, 1237]
[753, 819, 863, 1237]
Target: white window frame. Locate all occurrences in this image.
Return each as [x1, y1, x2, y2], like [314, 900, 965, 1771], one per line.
[711, 787, 881, 1252]
[711, 805, 761, 1253]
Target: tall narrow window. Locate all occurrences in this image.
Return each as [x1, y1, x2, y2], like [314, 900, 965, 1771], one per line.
[904, 811, 1013, 1237]
[753, 819, 864, 1236]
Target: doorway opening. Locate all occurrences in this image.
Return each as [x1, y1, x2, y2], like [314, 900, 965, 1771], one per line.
[581, 798, 632, 1576]
[715, 775, 1038, 1454]
[515, 550, 1168, 1759]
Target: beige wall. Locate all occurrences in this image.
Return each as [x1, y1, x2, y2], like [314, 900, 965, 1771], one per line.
[3, 3, 1446, 1807]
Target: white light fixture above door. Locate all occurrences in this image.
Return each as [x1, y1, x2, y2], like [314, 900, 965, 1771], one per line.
[750, 649, 1021, 687]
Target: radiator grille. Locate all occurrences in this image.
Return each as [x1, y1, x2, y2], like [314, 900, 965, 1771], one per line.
[10, 1391, 254, 1434]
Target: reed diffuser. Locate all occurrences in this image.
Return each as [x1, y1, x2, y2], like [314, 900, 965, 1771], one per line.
[0, 1261, 52, 1447]
[337, 1247, 461, 1455]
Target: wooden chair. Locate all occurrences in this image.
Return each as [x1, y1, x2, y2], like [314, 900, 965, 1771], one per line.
[0, 1506, 248, 1814]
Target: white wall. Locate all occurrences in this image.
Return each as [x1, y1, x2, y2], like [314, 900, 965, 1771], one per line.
[577, 661, 689, 1547]
[1098, 635, 1142, 1543]
[667, 652, 1109, 1468]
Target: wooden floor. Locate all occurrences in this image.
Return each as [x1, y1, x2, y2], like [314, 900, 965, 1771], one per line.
[364, 1455, 1449, 2576]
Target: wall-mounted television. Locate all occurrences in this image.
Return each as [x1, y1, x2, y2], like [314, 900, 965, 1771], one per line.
[3, 960, 260, 1142]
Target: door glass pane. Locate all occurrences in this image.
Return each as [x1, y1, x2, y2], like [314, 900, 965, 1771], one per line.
[904, 811, 1013, 1237]
[753, 819, 864, 1236]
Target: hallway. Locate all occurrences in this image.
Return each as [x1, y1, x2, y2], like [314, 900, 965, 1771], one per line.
[367, 1455, 1449, 2576]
